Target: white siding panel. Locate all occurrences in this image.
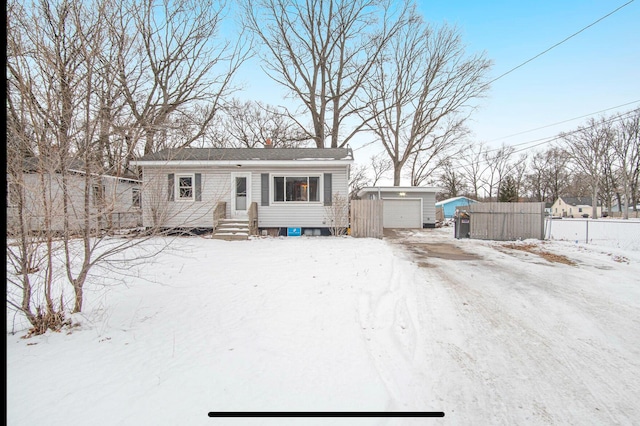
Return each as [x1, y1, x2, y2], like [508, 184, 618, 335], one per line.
[140, 164, 350, 229]
[141, 167, 230, 228]
[7, 172, 142, 231]
[252, 166, 349, 228]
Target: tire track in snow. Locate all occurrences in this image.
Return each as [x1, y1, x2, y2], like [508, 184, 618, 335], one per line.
[421, 248, 640, 424]
[355, 255, 433, 412]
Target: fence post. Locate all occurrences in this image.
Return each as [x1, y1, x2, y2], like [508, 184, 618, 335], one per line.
[586, 220, 589, 244]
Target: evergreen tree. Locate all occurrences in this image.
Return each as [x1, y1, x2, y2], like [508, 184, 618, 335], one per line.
[499, 175, 519, 202]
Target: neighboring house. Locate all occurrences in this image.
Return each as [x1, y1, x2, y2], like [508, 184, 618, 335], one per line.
[356, 186, 439, 228]
[551, 196, 602, 218]
[7, 157, 142, 232]
[435, 196, 478, 219]
[130, 147, 353, 235]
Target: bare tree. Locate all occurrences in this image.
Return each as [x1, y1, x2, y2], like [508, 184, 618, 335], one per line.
[221, 99, 313, 148]
[600, 141, 619, 214]
[480, 144, 515, 200]
[116, 0, 251, 155]
[459, 141, 487, 200]
[6, 0, 193, 334]
[348, 163, 371, 199]
[510, 153, 528, 200]
[437, 158, 469, 200]
[243, 0, 408, 148]
[612, 108, 640, 219]
[562, 116, 613, 219]
[524, 147, 570, 203]
[361, 13, 491, 185]
[525, 150, 549, 202]
[324, 193, 350, 235]
[407, 121, 467, 186]
[348, 152, 392, 198]
[370, 152, 393, 186]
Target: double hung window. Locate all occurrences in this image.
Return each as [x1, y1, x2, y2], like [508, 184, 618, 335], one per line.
[177, 175, 194, 201]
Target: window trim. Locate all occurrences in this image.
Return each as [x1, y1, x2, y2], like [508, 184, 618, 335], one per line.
[175, 173, 195, 202]
[92, 183, 105, 207]
[132, 187, 141, 208]
[271, 174, 322, 204]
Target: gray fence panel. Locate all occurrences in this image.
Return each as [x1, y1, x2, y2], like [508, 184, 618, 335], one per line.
[469, 202, 545, 241]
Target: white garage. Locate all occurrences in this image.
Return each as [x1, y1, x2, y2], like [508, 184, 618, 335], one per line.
[383, 198, 422, 228]
[356, 186, 439, 229]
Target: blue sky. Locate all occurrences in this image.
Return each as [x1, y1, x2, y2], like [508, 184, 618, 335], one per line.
[416, 0, 640, 150]
[234, 0, 639, 159]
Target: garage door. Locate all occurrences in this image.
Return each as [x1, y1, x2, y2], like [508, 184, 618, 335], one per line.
[383, 199, 422, 228]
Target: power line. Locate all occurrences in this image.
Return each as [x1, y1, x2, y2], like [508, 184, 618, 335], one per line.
[484, 0, 635, 87]
[486, 100, 640, 143]
[485, 109, 637, 157]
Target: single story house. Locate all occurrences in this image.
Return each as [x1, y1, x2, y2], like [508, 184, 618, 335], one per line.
[356, 186, 439, 228]
[435, 196, 478, 219]
[551, 196, 602, 218]
[7, 157, 142, 232]
[130, 147, 353, 235]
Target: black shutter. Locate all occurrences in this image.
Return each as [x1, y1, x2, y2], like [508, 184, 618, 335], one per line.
[168, 174, 174, 201]
[261, 173, 269, 206]
[195, 173, 202, 201]
[324, 173, 332, 206]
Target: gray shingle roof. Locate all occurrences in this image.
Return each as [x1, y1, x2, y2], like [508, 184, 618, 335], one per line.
[20, 157, 139, 180]
[134, 147, 353, 162]
[561, 197, 600, 206]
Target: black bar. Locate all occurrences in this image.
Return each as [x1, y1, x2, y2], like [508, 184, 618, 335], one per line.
[208, 412, 444, 418]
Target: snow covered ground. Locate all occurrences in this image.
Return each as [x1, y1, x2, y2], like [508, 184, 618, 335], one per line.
[6, 227, 640, 425]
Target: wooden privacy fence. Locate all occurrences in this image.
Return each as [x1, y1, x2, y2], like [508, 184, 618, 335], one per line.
[351, 199, 383, 238]
[469, 202, 545, 241]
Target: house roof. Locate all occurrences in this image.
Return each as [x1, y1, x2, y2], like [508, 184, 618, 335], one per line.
[21, 156, 85, 172]
[435, 196, 478, 207]
[19, 157, 140, 182]
[559, 197, 600, 207]
[356, 186, 440, 198]
[133, 148, 353, 163]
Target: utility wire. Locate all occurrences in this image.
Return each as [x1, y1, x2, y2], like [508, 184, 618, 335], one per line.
[483, 109, 637, 158]
[487, 100, 640, 143]
[484, 0, 635, 87]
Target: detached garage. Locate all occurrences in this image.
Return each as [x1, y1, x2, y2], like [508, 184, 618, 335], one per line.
[357, 186, 439, 229]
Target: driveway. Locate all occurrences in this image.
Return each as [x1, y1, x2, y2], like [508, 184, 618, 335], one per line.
[377, 227, 640, 424]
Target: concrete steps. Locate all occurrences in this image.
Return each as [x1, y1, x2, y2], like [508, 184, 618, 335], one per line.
[212, 219, 250, 241]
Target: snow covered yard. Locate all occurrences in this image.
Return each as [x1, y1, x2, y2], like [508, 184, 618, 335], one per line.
[6, 227, 640, 425]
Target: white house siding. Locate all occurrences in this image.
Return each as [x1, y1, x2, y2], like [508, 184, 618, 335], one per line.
[7, 173, 141, 232]
[376, 190, 437, 226]
[140, 165, 349, 229]
[101, 177, 142, 228]
[141, 166, 230, 228]
[252, 166, 349, 229]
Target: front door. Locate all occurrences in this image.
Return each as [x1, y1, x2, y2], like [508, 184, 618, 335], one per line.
[231, 173, 251, 218]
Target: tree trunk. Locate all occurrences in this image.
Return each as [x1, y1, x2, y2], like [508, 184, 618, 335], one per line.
[393, 164, 402, 186]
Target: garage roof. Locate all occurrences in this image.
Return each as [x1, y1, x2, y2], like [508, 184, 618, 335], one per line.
[357, 186, 441, 198]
